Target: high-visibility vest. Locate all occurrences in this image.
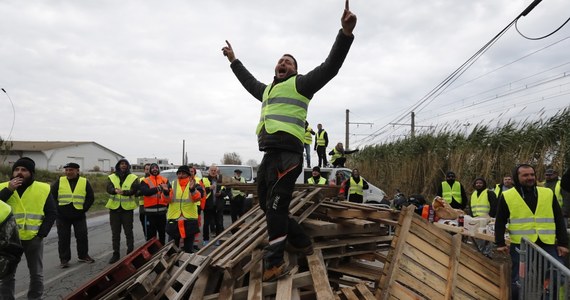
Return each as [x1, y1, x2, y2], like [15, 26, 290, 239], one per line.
[441, 181, 463, 204]
[231, 176, 246, 198]
[494, 184, 501, 197]
[348, 177, 364, 195]
[0, 200, 12, 224]
[504, 187, 556, 244]
[555, 180, 563, 208]
[316, 130, 327, 146]
[143, 175, 170, 209]
[57, 177, 87, 210]
[470, 189, 490, 217]
[137, 176, 146, 206]
[1, 181, 50, 240]
[308, 176, 327, 185]
[105, 174, 138, 210]
[330, 148, 343, 163]
[167, 180, 200, 220]
[256, 76, 309, 144]
[304, 126, 313, 145]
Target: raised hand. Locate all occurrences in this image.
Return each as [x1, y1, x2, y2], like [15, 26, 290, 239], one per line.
[221, 40, 236, 63]
[341, 0, 357, 36]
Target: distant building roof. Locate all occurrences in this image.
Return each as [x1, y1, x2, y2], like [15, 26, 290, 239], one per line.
[7, 141, 123, 157]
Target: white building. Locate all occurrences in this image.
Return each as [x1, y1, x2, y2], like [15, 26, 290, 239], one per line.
[2, 141, 124, 172]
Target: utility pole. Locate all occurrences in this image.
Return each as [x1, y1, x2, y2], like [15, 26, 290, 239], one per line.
[182, 140, 185, 165]
[389, 111, 431, 137]
[346, 109, 374, 149]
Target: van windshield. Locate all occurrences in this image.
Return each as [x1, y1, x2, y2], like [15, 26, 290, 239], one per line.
[216, 166, 253, 182]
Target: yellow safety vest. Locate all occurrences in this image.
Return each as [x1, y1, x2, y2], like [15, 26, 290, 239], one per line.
[470, 190, 490, 217]
[308, 177, 327, 185]
[105, 174, 138, 210]
[256, 76, 309, 144]
[441, 181, 463, 204]
[231, 177, 246, 198]
[316, 130, 327, 146]
[1, 181, 50, 240]
[330, 148, 343, 164]
[0, 200, 12, 223]
[504, 187, 556, 244]
[555, 180, 563, 208]
[167, 180, 198, 220]
[137, 176, 146, 206]
[304, 126, 313, 145]
[348, 177, 364, 195]
[57, 177, 87, 210]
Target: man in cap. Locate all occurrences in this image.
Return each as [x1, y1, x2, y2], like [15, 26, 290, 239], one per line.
[140, 163, 171, 246]
[50, 162, 95, 268]
[165, 165, 203, 253]
[436, 171, 467, 210]
[307, 166, 327, 185]
[221, 0, 356, 281]
[542, 168, 570, 220]
[0, 157, 57, 299]
[106, 158, 139, 264]
[344, 168, 369, 203]
[229, 169, 247, 226]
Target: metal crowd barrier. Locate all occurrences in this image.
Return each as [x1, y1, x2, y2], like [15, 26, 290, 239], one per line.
[519, 237, 570, 299]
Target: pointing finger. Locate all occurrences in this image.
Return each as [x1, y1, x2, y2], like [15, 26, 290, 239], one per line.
[345, 0, 349, 11]
[225, 40, 232, 49]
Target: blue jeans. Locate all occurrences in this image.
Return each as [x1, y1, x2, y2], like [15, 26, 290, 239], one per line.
[0, 236, 44, 300]
[303, 144, 311, 167]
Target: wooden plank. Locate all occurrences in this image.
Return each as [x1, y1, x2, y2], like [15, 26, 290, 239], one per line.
[377, 206, 416, 300]
[246, 250, 263, 300]
[307, 249, 335, 300]
[341, 286, 360, 300]
[355, 283, 376, 300]
[275, 266, 297, 300]
[217, 270, 235, 300]
[188, 267, 211, 300]
[444, 233, 462, 299]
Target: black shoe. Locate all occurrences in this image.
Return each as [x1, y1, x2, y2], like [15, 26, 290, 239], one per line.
[286, 242, 314, 256]
[193, 245, 200, 251]
[78, 255, 95, 264]
[108, 254, 120, 264]
[60, 260, 70, 269]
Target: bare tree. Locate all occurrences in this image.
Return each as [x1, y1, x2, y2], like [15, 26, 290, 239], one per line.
[222, 152, 242, 165]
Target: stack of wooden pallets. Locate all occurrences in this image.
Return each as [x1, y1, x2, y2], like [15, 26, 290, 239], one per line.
[69, 186, 510, 299]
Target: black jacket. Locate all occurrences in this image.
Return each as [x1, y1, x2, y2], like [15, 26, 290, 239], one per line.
[230, 30, 354, 154]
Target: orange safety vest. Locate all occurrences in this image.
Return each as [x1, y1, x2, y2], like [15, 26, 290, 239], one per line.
[143, 175, 170, 208]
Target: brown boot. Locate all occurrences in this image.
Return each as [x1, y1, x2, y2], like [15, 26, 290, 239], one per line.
[262, 262, 290, 282]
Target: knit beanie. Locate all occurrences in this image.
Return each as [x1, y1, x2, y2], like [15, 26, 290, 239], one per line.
[12, 157, 35, 174]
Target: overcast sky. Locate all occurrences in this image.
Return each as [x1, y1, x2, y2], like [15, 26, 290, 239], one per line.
[1, 0, 569, 166]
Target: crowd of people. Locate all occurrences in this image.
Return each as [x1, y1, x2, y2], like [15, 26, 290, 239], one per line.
[0, 157, 250, 299]
[435, 167, 570, 299]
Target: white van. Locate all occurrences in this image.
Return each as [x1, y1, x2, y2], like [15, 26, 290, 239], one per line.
[297, 167, 386, 203]
[160, 168, 203, 183]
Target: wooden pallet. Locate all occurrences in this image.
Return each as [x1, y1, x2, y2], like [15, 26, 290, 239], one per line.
[376, 206, 510, 300]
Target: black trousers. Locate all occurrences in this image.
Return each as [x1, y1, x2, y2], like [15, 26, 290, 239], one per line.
[166, 219, 199, 253]
[316, 146, 328, 167]
[56, 215, 89, 261]
[258, 150, 312, 268]
[230, 194, 245, 223]
[109, 209, 134, 256]
[145, 212, 166, 245]
[332, 157, 346, 168]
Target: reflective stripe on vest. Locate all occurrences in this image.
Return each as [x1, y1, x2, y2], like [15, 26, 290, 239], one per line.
[504, 187, 556, 244]
[1, 181, 50, 240]
[317, 130, 326, 146]
[308, 177, 327, 185]
[441, 181, 462, 204]
[105, 174, 138, 210]
[143, 175, 169, 209]
[304, 126, 313, 144]
[58, 176, 87, 210]
[256, 76, 309, 144]
[470, 189, 490, 217]
[349, 177, 364, 195]
[167, 180, 198, 220]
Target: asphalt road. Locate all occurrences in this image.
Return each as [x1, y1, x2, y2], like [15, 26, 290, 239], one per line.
[13, 212, 231, 300]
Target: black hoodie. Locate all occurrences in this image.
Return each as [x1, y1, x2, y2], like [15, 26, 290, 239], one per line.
[495, 164, 568, 247]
